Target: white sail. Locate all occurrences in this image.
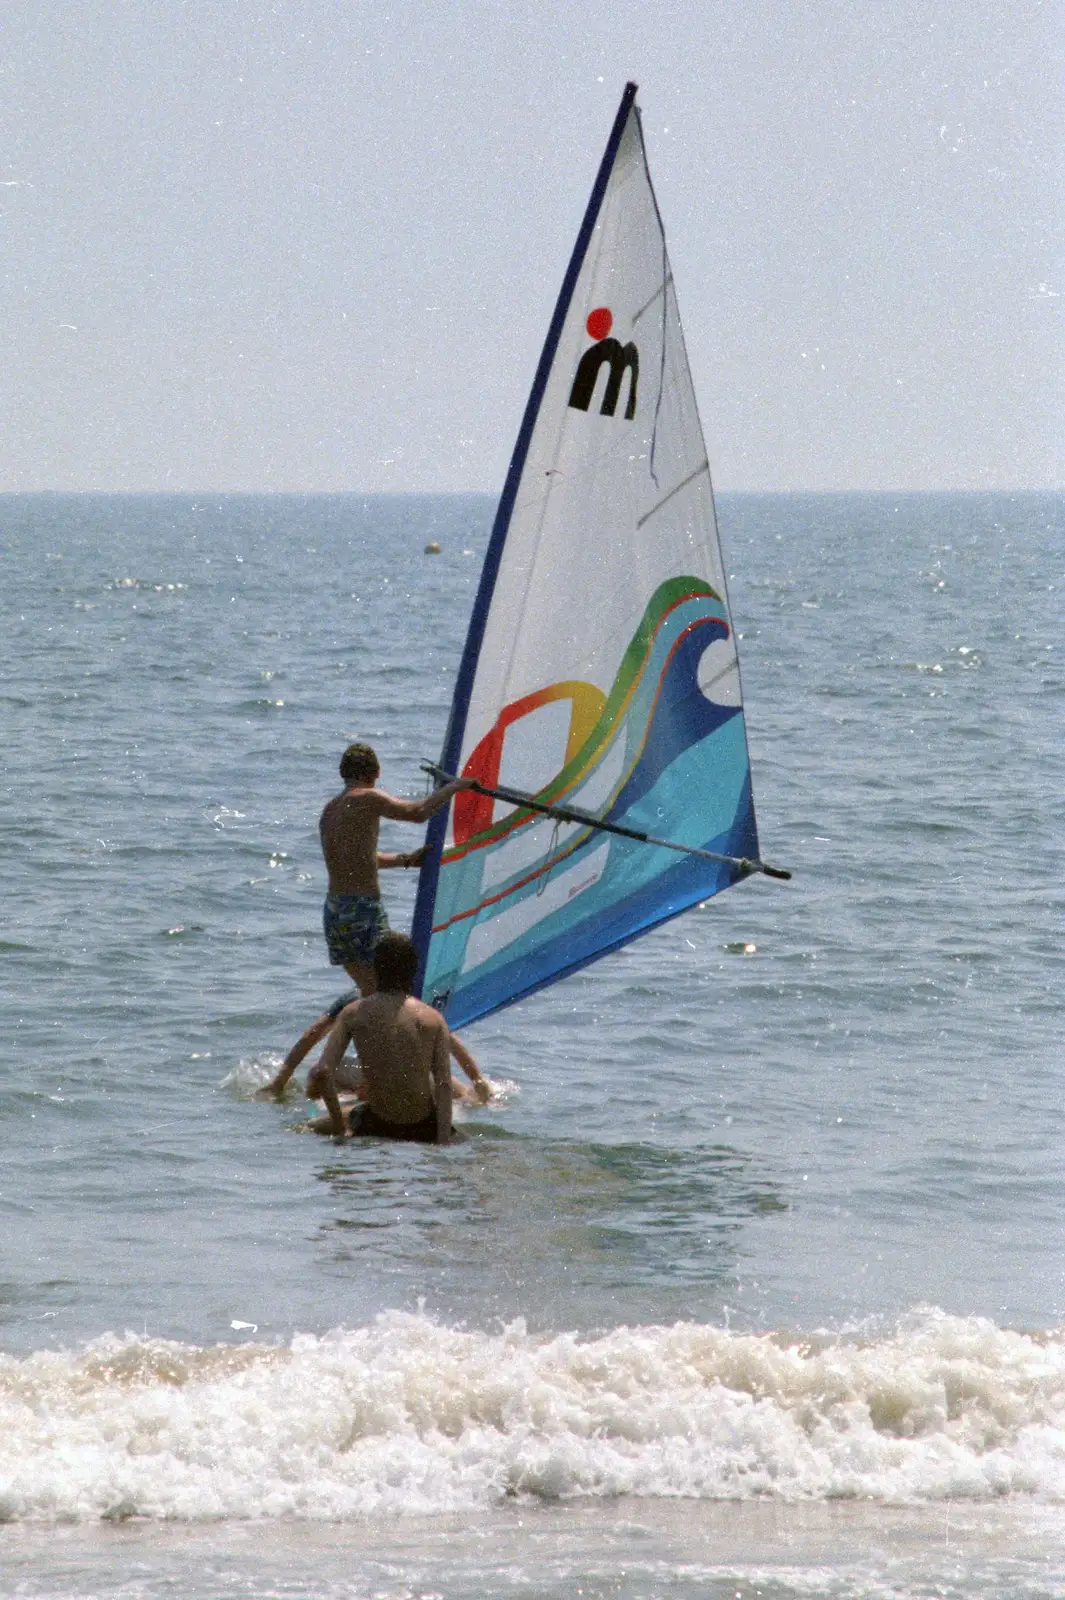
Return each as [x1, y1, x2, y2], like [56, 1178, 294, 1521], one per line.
[413, 84, 763, 1026]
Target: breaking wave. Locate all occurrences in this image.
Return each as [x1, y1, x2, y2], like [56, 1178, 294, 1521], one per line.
[2, 1309, 1065, 1523]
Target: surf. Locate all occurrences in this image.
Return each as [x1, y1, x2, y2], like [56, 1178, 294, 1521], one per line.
[2, 1309, 1064, 1522]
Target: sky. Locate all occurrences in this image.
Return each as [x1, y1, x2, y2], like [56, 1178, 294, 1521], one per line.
[0, 0, 1061, 493]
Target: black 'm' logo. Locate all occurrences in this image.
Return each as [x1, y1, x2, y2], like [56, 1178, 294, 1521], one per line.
[567, 308, 638, 421]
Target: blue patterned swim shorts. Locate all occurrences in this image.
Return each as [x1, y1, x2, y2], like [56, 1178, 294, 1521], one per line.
[323, 893, 389, 967]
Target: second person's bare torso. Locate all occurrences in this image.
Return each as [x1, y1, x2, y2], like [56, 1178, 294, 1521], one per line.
[347, 992, 448, 1125]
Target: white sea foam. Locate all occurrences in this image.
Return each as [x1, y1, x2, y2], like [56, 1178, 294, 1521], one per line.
[2, 1310, 1064, 1524]
[220, 1055, 284, 1097]
[219, 1059, 517, 1111]
[481, 1075, 519, 1103]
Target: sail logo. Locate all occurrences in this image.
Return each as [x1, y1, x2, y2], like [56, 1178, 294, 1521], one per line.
[568, 307, 638, 420]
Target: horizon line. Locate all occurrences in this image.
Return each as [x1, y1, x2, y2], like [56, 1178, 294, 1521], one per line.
[0, 484, 1061, 498]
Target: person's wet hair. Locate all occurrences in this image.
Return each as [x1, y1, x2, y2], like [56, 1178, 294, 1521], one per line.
[373, 931, 419, 993]
[339, 742, 380, 785]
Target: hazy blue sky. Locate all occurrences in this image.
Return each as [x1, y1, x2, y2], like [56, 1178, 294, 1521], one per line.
[1, 0, 1060, 491]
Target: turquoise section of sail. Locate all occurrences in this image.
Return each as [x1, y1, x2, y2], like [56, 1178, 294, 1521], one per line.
[422, 714, 756, 1027]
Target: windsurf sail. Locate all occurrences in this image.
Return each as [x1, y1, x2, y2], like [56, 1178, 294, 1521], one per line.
[412, 82, 779, 1029]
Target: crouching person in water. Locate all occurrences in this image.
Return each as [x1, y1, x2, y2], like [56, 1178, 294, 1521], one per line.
[312, 931, 455, 1145]
[264, 990, 490, 1105]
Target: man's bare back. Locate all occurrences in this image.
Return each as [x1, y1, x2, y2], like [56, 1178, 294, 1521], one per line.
[351, 993, 449, 1122]
[314, 930, 454, 1145]
[319, 787, 388, 897]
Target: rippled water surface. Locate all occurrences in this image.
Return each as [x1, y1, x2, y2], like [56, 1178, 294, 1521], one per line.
[0, 491, 1063, 1596]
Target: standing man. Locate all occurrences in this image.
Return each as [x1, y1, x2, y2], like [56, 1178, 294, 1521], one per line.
[320, 742, 472, 996]
[262, 745, 484, 1103]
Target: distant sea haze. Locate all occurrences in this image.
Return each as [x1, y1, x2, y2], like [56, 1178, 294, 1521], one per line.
[0, 491, 1062, 1598]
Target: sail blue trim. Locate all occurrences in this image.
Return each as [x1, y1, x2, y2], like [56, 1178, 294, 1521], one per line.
[412, 82, 639, 991]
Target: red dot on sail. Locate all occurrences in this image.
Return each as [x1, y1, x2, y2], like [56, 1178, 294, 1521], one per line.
[586, 307, 613, 341]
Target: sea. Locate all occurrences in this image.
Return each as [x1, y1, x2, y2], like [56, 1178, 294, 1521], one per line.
[1, 489, 1063, 1598]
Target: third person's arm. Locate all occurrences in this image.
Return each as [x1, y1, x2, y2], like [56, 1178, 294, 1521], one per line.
[431, 1022, 453, 1145]
[317, 1014, 356, 1137]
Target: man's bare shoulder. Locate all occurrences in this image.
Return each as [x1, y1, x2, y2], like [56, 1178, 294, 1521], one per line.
[402, 996, 448, 1031]
[321, 787, 385, 820]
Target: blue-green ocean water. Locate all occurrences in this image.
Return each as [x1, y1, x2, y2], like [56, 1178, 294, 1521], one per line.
[1, 491, 1063, 1597]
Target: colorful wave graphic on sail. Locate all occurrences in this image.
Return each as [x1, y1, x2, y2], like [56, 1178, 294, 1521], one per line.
[421, 576, 757, 1023]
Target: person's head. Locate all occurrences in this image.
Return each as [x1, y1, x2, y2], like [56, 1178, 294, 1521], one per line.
[339, 742, 380, 786]
[372, 931, 419, 995]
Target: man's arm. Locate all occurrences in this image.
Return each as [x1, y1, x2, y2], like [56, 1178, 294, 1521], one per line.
[377, 846, 426, 871]
[316, 1011, 358, 1137]
[431, 1020, 453, 1145]
[448, 1032, 491, 1103]
[369, 778, 474, 826]
[261, 1010, 333, 1098]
